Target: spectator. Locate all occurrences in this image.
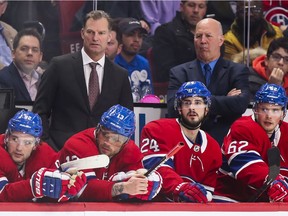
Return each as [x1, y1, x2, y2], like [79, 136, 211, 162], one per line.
[152, 0, 207, 83]
[57, 104, 162, 201]
[224, 0, 283, 61]
[33, 10, 133, 151]
[206, 1, 236, 34]
[115, 18, 154, 102]
[140, 0, 180, 35]
[214, 83, 288, 202]
[0, 0, 16, 70]
[141, 81, 221, 202]
[249, 37, 288, 99]
[0, 28, 43, 103]
[167, 18, 250, 145]
[105, 19, 122, 61]
[0, 110, 86, 202]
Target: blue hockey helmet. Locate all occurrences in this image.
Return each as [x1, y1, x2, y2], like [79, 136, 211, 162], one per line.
[8, 110, 43, 138]
[254, 83, 287, 112]
[174, 81, 211, 110]
[99, 104, 135, 138]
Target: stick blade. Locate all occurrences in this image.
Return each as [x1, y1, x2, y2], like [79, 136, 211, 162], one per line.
[60, 155, 110, 171]
[267, 146, 281, 182]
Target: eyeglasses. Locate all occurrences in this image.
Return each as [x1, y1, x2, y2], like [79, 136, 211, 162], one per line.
[8, 135, 36, 146]
[181, 99, 207, 109]
[97, 126, 128, 146]
[270, 53, 288, 64]
[256, 107, 283, 117]
[238, 5, 262, 14]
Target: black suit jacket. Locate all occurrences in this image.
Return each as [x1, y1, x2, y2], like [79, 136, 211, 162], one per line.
[0, 63, 33, 102]
[33, 52, 133, 151]
[167, 58, 250, 145]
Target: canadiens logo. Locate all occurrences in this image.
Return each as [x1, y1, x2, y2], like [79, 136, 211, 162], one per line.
[193, 145, 200, 152]
[264, 7, 288, 26]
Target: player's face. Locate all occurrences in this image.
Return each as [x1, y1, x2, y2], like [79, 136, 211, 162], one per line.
[12, 35, 43, 74]
[96, 126, 128, 158]
[81, 17, 111, 61]
[179, 97, 208, 127]
[121, 30, 144, 56]
[105, 30, 122, 61]
[265, 48, 288, 76]
[194, 19, 224, 62]
[255, 103, 284, 134]
[180, 0, 207, 27]
[6, 131, 37, 166]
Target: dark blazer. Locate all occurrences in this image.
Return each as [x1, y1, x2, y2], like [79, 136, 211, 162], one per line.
[0, 63, 33, 102]
[167, 58, 250, 145]
[33, 52, 133, 151]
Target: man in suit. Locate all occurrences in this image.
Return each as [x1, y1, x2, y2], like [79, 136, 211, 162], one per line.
[33, 10, 133, 151]
[0, 28, 43, 103]
[167, 18, 250, 145]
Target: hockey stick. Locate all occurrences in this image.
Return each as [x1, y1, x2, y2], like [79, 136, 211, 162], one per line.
[60, 154, 110, 172]
[249, 146, 280, 202]
[144, 142, 185, 177]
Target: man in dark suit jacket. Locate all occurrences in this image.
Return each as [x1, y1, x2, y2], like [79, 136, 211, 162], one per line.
[33, 10, 133, 151]
[0, 28, 43, 103]
[167, 18, 250, 145]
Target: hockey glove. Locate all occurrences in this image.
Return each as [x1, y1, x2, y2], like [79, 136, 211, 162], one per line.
[268, 175, 288, 202]
[109, 169, 162, 201]
[173, 182, 208, 203]
[30, 168, 87, 202]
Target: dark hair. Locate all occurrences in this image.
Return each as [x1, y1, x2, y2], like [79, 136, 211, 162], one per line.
[83, 10, 112, 30]
[111, 18, 122, 44]
[13, 28, 42, 51]
[266, 37, 288, 58]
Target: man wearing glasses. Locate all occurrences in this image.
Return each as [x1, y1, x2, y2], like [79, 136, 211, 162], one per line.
[57, 104, 162, 201]
[249, 37, 288, 100]
[214, 83, 288, 202]
[0, 110, 86, 202]
[140, 81, 222, 203]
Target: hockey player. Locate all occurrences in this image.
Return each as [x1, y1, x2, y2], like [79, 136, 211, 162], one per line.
[57, 104, 162, 201]
[214, 83, 288, 202]
[140, 81, 222, 203]
[0, 110, 87, 202]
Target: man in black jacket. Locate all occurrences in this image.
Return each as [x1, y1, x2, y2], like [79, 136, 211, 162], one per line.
[152, 0, 207, 83]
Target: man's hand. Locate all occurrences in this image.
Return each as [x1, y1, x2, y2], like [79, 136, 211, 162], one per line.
[227, 88, 241, 96]
[268, 68, 285, 86]
[173, 182, 210, 203]
[30, 168, 87, 202]
[110, 169, 162, 200]
[268, 175, 288, 202]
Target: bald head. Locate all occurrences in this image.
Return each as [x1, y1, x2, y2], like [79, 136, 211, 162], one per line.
[196, 18, 223, 36]
[194, 18, 224, 62]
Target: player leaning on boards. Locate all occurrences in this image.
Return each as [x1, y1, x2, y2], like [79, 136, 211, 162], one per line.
[0, 110, 86, 202]
[57, 104, 162, 201]
[140, 81, 222, 203]
[214, 83, 288, 202]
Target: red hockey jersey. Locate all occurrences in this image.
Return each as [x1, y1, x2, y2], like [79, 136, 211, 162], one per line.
[0, 134, 58, 201]
[140, 118, 222, 201]
[57, 128, 144, 201]
[214, 115, 288, 202]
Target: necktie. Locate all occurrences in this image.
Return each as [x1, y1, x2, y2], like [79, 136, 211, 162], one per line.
[204, 64, 212, 86]
[88, 63, 100, 110]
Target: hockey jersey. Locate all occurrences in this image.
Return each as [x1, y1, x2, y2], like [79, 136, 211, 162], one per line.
[140, 118, 222, 201]
[57, 127, 144, 201]
[0, 134, 58, 201]
[214, 115, 288, 202]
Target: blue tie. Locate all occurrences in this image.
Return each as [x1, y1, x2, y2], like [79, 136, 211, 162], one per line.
[204, 64, 212, 86]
